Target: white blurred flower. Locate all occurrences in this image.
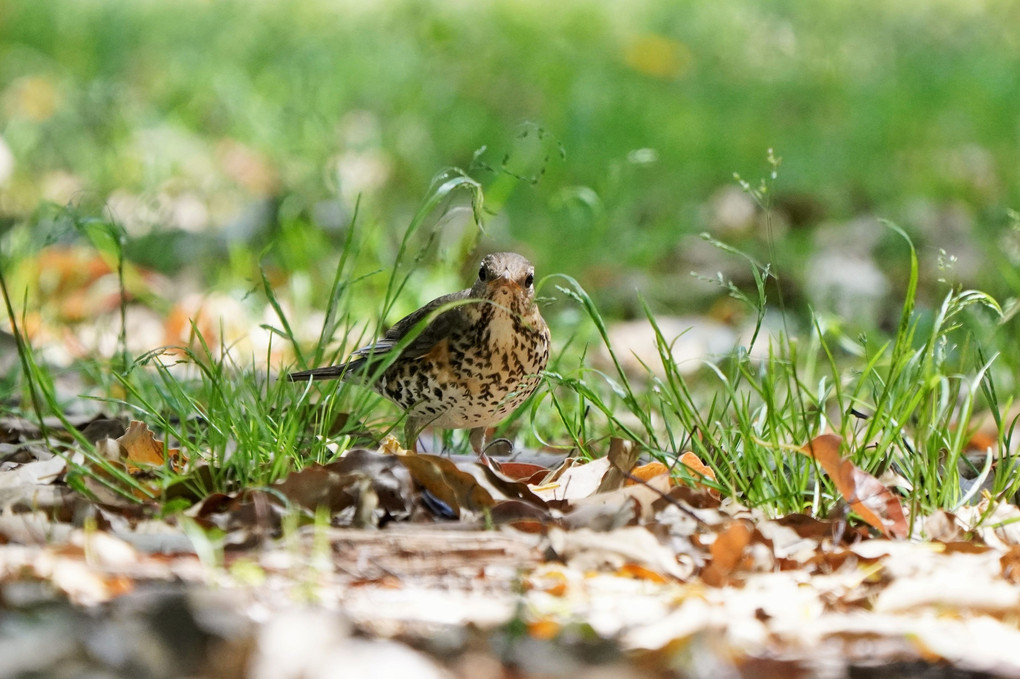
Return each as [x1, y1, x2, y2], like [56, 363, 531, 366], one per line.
[106, 190, 159, 237]
[162, 191, 209, 232]
[333, 150, 391, 205]
[339, 109, 382, 149]
[42, 171, 84, 205]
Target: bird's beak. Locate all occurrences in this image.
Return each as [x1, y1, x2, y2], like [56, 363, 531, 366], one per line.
[490, 269, 518, 289]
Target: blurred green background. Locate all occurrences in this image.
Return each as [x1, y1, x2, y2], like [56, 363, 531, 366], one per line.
[2, 0, 1019, 329]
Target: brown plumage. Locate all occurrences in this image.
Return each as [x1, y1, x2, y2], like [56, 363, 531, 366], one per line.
[288, 252, 550, 452]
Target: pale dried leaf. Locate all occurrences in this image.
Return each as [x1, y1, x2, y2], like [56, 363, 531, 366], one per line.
[531, 457, 612, 503]
[547, 526, 687, 579]
[0, 456, 66, 487]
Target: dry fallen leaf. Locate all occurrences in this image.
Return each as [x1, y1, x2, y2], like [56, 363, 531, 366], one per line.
[799, 434, 908, 539]
[547, 526, 688, 580]
[491, 461, 550, 485]
[273, 465, 361, 514]
[398, 454, 495, 517]
[567, 473, 672, 527]
[677, 452, 718, 495]
[624, 452, 718, 499]
[923, 510, 962, 542]
[531, 457, 612, 503]
[1001, 545, 1020, 584]
[598, 437, 641, 492]
[117, 420, 167, 471]
[616, 562, 670, 584]
[627, 461, 671, 485]
[701, 520, 753, 587]
[0, 456, 67, 486]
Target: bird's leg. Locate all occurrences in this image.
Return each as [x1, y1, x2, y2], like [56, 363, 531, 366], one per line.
[469, 427, 487, 455]
[404, 417, 425, 454]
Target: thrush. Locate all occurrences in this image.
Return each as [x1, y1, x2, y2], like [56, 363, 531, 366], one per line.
[288, 252, 551, 453]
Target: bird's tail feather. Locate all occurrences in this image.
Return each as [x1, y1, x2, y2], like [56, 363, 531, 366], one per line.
[287, 358, 365, 382]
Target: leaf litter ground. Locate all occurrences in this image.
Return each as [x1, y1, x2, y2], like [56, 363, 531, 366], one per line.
[4, 414, 1020, 678]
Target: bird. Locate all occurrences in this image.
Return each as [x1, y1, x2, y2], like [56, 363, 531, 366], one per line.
[288, 252, 550, 454]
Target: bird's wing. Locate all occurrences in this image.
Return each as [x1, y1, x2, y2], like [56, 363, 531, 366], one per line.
[350, 288, 473, 362]
[287, 289, 473, 382]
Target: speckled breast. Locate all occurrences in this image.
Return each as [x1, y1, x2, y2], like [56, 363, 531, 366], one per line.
[377, 305, 550, 430]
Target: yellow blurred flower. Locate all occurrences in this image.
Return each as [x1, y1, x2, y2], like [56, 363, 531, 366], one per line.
[3, 75, 61, 121]
[623, 33, 692, 79]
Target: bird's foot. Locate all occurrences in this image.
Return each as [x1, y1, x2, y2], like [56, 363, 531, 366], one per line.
[470, 426, 513, 457]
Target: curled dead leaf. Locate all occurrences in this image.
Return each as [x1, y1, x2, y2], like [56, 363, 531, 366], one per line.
[398, 454, 495, 517]
[531, 457, 612, 503]
[627, 462, 671, 485]
[677, 452, 719, 496]
[624, 453, 718, 499]
[116, 420, 183, 473]
[599, 437, 641, 492]
[491, 461, 550, 485]
[488, 499, 554, 533]
[799, 434, 908, 539]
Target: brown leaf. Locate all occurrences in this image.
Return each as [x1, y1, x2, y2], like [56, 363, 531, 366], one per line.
[799, 434, 908, 539]
[195, 488, 282, 538]
[923, 510, 962, 542]
[651, 484, 723, 513]
[598, 437, 641, 492]
[257, 451, 418, 527]
[561, 495, 640, 532]
[117, 421, 166, 470]
[548, 526, 689, 579]
[567, 473, 672, 527]
[472, 463, 548, 507]
[274, 465, 360, 514]
[702, 520, 753, 587]
[1001, 545, 1020, 584]
[492, 461, 551, 485]
[677, 451, 719, 496]
[326, 448, 413, 517]
[627, 461, 671, 485]
[623, 453, 718, 498]
[398, 454, 495, 517]
[488, 499, 555, 532]
[79, 417, 127, 444]
[767, 512, 870, 550]
[194, 492, 234, 518]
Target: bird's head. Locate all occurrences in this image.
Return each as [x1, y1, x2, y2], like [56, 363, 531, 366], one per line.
[470, 252, 537, 313]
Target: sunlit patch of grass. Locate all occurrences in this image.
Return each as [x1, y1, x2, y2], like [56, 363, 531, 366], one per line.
[0, 167, 494, 502]
[545, 221, 1012, 521]
[3, 151, 1019, 533]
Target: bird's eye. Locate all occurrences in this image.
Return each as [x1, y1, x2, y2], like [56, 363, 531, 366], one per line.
[524, 273, 534, 288]
[478, 265, 487, 282]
